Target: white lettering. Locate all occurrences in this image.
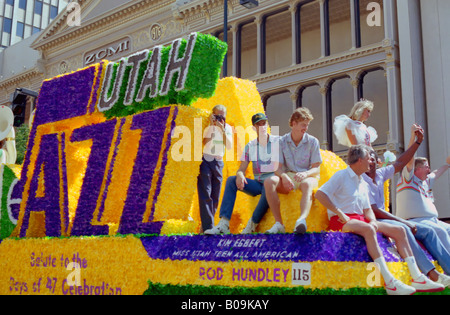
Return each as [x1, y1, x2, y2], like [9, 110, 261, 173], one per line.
[67, 2, 81, 27]
[367, 2, 382, 27]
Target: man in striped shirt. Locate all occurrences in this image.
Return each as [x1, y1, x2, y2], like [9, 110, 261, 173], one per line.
[396, 154, 450, 252]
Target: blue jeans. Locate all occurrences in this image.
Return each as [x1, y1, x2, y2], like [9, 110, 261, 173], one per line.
[381, 219, 450, 275]
[197, 157, 224, 231]
[219, 176, 269, 224]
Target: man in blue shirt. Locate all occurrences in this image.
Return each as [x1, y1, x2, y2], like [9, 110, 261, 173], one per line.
[205, 113, 280, 235]
[264, 108, 322, 234]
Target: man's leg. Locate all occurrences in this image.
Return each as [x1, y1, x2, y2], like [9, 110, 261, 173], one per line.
[197, 159, 214, 232]
[380, 220, 436, 276]
[377, 221, 444, 292]
[264, 175, 290, 233]
[264, 176, 284, 225]
[295, 177, 319, 233]
[411, 217, 450, 251]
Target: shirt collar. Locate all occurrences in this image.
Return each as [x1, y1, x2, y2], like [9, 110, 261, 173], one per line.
[287, 132, 308, 146]
[347, 166, 361, 180]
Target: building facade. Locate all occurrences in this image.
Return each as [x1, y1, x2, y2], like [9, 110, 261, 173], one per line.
[0, 0, 449, 219]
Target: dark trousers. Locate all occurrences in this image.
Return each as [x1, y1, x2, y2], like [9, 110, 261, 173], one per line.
[197, 156, 224, 232]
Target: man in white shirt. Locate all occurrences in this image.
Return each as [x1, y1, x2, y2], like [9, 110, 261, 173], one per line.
[315, 145, 444, 295]
[396, 154, 450, 251]
[197, 105, 233, 232]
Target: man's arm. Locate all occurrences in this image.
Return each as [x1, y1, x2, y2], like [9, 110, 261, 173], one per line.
[315, 190, 350, 224]
[431, 164, 450, 181]
[236, 160, 250, 190]
[405, 124, 423, 173]
[294, 162, 321, 183]
[393, 126, 424, 173]
[371, 204, 417, 234]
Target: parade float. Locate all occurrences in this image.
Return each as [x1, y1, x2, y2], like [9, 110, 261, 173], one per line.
[0, 33, 443, 295]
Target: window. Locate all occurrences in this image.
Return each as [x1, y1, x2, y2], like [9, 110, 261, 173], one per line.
[50, 5, 58, 19]
[265, 91, 293, 136]
[240, 22, 257, 78]
[300, 85, 323, 144]
[329, 76, 354, 152]
[358, 69, 388, 146]
[34, 0, 43, 15]
[17, 22, 25, 38]
[3, 18, 12, 34]
[6, 0, 14, 6]
[19, 0, 27, 10]
[32, 26, 40, 34]
[217, 28, 233, 78]
[298, 1, 321, 63]
[265, 9, 292, 73]
[328, 0, 352, 55]
[360, 0, 384, 46]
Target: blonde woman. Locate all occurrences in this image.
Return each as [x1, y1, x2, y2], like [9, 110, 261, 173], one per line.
[333, 99, 378, 147]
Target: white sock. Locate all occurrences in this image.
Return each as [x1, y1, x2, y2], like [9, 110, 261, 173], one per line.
[374, 257, 395, 285]
[405, 256, 422, 280]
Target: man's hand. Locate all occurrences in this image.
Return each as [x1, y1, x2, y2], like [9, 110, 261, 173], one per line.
[294, 172, 307, 183]
[414, 125, 424, 144]
[236, 173, 248, 191]
[281, 174, 295, 192]
[337, 211, 350, 225]
[369, 220, 379, 232]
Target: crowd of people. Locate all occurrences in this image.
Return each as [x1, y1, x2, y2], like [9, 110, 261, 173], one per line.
[197, 100, 450, 295]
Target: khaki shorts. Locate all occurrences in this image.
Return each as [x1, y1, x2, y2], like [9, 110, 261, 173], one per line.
[286, 172, 320, 190]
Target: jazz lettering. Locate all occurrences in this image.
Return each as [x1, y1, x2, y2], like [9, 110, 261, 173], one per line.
[17, 108, 172, 237]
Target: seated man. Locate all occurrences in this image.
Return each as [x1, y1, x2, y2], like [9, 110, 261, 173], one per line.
[315, 145, 444, 295]
[205, 113, 279, 235]
[264, 108, 322, 234]
[396, 150, 450, 251]
[363, 125, 450, 288]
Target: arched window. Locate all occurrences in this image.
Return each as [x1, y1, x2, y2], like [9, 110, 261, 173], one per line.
[328, 0, 352, 55]
[328, 76, 353, 152]
[299, 84, 323, 144]
[240, 21, 257, 78]
[265, 8, 292, 73]
[360, 0, 385, 46]
[298, 1, 321, 64]
[359, 68, 388, 146]
[264, 91, 293, 136]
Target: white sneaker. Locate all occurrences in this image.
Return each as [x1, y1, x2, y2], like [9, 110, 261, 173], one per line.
[411, 274, 445, 293]
[385, 279, 416, 295]
[204, 218, 230, 235]
[265, 222, 285, 234]
[241, 219, 257, 234]
[294, 218, 307, 234]
[436, 273, 450, 288]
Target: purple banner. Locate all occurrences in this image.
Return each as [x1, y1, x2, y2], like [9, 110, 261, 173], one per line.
[140, 233, 402, 263]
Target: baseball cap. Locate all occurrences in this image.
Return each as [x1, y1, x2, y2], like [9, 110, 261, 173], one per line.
[252, 113, 268, 125]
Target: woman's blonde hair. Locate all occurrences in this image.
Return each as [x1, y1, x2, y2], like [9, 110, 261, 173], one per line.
[348, 99, 374, 120]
